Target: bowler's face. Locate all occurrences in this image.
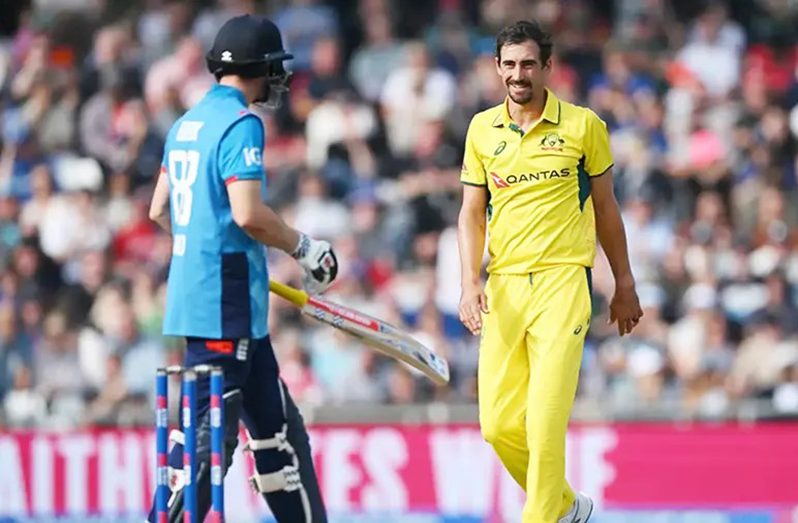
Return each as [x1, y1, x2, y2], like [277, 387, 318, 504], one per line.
[496, 41, 550, 105]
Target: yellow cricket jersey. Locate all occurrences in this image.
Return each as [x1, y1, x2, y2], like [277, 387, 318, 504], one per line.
[460, 89, 613, 274]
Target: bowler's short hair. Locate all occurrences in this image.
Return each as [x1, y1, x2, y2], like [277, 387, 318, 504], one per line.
[496, 20, 553, 64]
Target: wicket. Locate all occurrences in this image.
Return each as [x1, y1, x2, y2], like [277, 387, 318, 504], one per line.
[156, 365, 226, 523]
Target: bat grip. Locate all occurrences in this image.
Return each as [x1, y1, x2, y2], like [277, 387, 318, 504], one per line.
[268, 280, 309, 307]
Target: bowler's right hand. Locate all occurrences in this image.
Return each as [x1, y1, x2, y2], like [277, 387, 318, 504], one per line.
[459, 282, 488, 336]
[292, 233, 338, 295]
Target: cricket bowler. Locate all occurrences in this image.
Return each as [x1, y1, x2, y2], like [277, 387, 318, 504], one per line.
[457, 20, 643, 523]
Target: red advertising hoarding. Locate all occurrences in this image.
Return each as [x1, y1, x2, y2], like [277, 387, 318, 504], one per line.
[0, 423, 796, 520]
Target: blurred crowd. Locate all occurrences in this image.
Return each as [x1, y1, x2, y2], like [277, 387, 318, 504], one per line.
[0, 0, 797, 429]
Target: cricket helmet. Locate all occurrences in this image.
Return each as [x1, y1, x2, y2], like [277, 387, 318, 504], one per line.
[206, 14, 292, 80]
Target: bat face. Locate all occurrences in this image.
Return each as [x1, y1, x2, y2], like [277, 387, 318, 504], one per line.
[304, 296, 450, 385]
[372, 333, 450, 382]
[268, 279, 450, 386]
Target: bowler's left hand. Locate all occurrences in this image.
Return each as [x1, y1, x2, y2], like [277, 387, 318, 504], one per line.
[609, 282, 643, 336]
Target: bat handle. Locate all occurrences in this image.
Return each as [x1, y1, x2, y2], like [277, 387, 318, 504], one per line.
[268, 280, 310, 307]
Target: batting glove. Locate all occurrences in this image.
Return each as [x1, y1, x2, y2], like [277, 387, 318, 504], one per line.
[291, 233, 338, 295]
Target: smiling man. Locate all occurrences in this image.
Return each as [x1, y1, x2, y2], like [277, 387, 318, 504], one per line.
[457, 21, 643, 523]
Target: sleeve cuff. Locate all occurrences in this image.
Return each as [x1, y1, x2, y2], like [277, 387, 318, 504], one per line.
[589, 163, 614, 177]
[223, 170, 263, 185]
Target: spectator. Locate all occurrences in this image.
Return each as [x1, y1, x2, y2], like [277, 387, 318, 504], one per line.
[676, 4, 744, 99]
[728, 316, 785, 399]
[33, 310, 83, 404]
[84, 353, 128, 425]
[273, 0, 338, 73]
[348, 13, 404, 102]
[291, 173, 351, 240]
[380, 42, 457, 156]
[114, 99, 165, 187]
[0, 195, 22, 263]
[79, 65, 133, 173]
[57, 249, 108, 328]
[18, 163, 54, 236]
[38, 190, 111, 266]
[386, 365, 417, 404]
[0, 304, 30, 399]
[137, 0, 193, 71]
[275, 327, 323, 405]
[773, 356, 798, 414]
[144, 36, 213, 117]
[3, 365, 46, 427]
[79, 24, 139, 102]
[305, 89, 378, 172]
[289, 36, 354, 125]
[192, 0, 256, 51]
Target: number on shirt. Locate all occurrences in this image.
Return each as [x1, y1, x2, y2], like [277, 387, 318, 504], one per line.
[168, 149, 200, 227]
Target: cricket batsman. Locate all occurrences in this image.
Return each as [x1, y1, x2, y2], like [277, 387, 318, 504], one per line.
[146, 15, 335, 522]
[457, 21, 643, 523]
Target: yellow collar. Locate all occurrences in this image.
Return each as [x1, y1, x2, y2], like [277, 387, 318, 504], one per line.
[492, 88, 560, 129]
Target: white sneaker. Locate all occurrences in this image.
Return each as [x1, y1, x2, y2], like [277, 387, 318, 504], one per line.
[557, 492, 594, 523]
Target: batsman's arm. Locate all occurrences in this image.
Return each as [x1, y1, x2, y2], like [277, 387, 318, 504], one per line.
[199, 114, 335, 294]
[149, 168, 171, 233]
[227, 179, 299, 253]
[228, 180, 338, 294]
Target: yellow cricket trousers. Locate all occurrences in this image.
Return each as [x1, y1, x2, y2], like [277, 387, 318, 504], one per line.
[478, 265, 592, 523]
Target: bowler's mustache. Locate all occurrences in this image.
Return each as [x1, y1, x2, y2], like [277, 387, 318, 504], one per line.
[508, 80, 531, 87]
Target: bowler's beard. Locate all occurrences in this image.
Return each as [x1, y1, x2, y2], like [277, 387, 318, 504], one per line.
[507, 80, 534, 105]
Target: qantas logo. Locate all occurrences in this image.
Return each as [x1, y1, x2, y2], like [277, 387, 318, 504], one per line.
[489, 172, 510, 188]
[490, 168, 571, 189]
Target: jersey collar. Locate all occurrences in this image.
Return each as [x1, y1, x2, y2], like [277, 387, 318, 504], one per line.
[209, 84, 248, 106]
[492, 88, 561, 129]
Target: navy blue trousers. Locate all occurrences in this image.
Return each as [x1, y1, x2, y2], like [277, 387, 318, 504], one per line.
[148, 336, 326, 522]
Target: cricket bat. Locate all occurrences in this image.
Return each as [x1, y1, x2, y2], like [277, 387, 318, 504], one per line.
[269, 280, 450, 386]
